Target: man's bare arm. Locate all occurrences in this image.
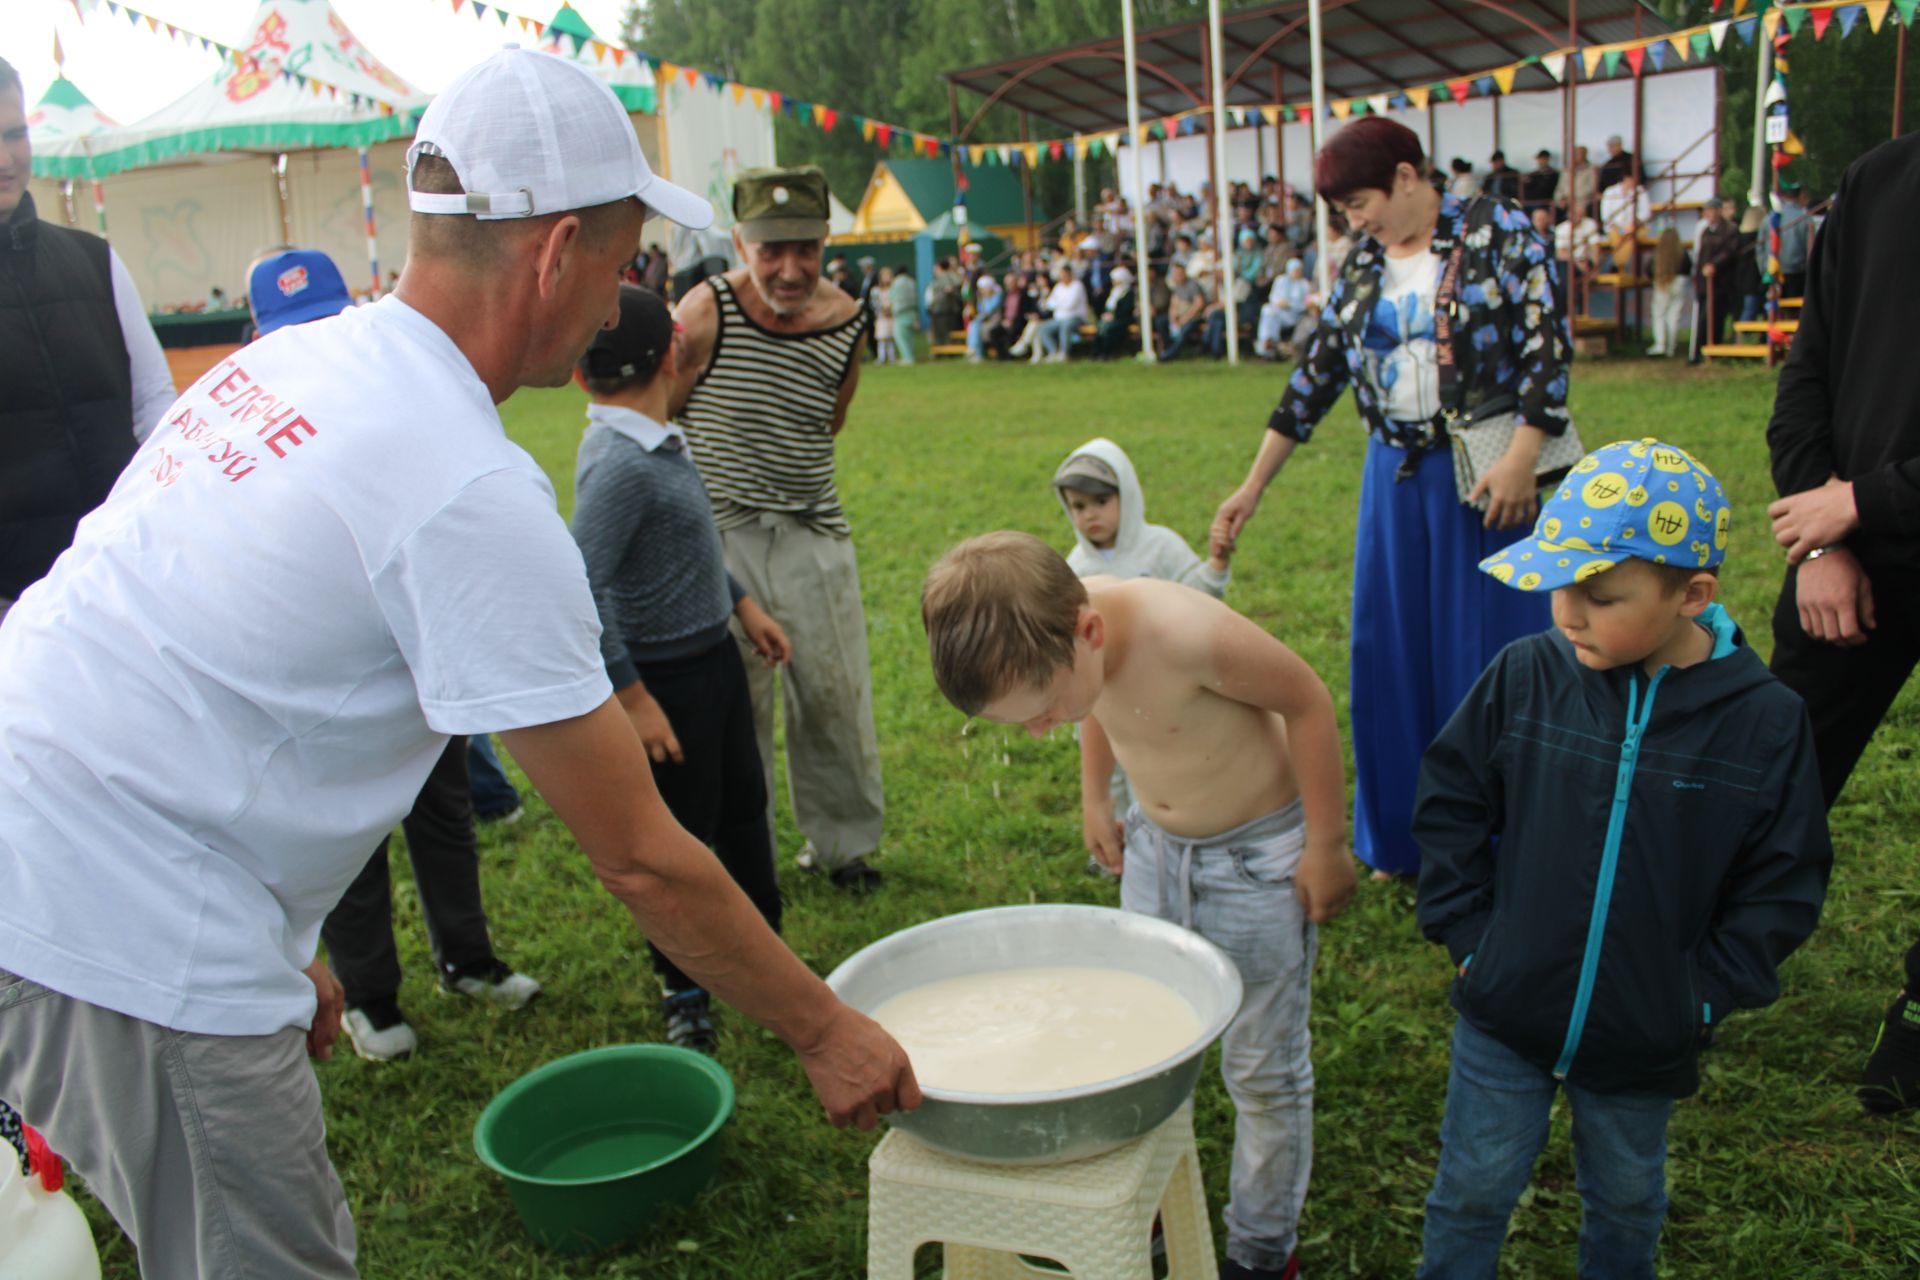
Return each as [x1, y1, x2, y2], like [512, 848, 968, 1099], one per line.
[667, 283, 719, 418]
[830, 336, 863, 435]
[500, 699, 919, 1127]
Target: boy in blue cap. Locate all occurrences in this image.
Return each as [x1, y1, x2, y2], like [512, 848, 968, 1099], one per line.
[1412, 439, 1833, 1279]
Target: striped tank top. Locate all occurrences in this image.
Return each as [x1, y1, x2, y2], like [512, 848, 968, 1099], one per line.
[680, 275, 870, 537]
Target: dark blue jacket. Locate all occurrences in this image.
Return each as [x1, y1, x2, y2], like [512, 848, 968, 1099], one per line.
[1414, 606, 1831, 1098]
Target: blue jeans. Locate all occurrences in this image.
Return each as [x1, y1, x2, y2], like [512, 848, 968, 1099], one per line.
[466, 734, 520, 819]
[1163, 318, 1203, 360]
[1121, 801, 1316, 1273]
[1036, 315, 1079, 356]
[1419, 1020, 1673, 1280]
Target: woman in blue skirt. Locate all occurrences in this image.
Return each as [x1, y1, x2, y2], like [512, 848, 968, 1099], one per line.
[1212, 117, 1572, 879]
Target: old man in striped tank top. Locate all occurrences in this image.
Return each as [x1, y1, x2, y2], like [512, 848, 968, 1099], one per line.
[671, 166, 885, 891]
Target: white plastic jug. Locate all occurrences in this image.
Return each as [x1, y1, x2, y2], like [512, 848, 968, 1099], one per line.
[0, 1127, 101, 1280]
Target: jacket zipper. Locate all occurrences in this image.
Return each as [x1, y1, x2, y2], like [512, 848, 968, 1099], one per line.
[1553, 665, 1668, 1079]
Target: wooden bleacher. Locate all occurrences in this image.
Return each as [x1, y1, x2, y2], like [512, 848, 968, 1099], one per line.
[1703, 302, 1802, 366]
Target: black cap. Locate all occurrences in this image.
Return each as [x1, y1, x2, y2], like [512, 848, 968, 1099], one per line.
[581, 285, 674, 383]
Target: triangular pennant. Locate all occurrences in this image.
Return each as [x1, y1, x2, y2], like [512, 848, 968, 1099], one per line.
[1629, 45, 1649, 74]
[1838, 4, 1865, 35]
[766, 90, 782, 112]
[999, 144, 1015, 165]
[1493, 65, 1518, 94]
[750, 88, 765, 110]
[1107, 132, 1123, 155]
[1583, 46, 1606, 77]
[1602, 49, 1624, 76]
[820, 107, 838, 132]
[1784, 127, 1806, 155]
[1784, 6, 1809, 33]
[472, 3, 487, 19]
[1162, 115, 1180, 137]
[1048, 139, 1064, 161]
[1711, 18, 1732, 47]
[1868, 0, 1891, 31]
[659, 61, 677, 83]
[1693, 30, 1714, 57]
[860, 118, 875, 141]
[728, 81, 743, 105]
[877, 122, 892, 146]
[498, 7, 510, 24]
[1446, 79, 1470, 103]
[1408, 85, 1432, 110]
[1809, 7, 1833, 37]
[959, 144, 976, 166]
[1471, 76, 1493, 96]
[682, 65, 699, 88]
[1023, 142, 1039, 167]
[1331, 99, 1352, 118]
[1669, 34, 1692, 59]
[1369, 93, 1391, 115]
[451, 0, 465, 12]
[123, 7, 139, 28]
[1899, 0, 1919, 24]
[590, 40, 606, 62]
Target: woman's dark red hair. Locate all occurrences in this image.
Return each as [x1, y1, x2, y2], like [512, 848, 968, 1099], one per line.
[1315, 117, 1425, 203]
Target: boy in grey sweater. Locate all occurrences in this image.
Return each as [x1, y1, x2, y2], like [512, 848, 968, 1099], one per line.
[571, 286, 791, 1052]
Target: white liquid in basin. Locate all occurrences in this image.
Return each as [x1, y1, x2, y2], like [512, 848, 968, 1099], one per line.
[871, 965, 1202, 1094]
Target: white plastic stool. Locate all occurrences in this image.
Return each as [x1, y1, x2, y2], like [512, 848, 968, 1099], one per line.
[866, 1104, 1216, 1280]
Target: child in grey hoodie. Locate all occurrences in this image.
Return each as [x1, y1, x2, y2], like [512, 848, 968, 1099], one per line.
[1054, 437, 1232, 595]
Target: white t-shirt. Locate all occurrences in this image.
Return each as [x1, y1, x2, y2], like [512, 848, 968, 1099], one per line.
[106, 248, 178, 444]
[0, 296, 611, 1036]
[1364, 249, 1443, 425]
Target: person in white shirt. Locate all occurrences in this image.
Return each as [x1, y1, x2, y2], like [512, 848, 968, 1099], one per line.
[1599, 171, 1652, 270]
[1256, 257, 1312, 358]
[1034, 261, 1091, 363]
[0, 48, 916, 1280]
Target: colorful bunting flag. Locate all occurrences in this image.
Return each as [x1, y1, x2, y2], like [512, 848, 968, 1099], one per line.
[1669, 33, 1693, 59]
[1407, 85, 1432, 111]
[1472, 75, 1494, 95]
[1582, 46, 1606, 77]
[1627, 45, 1647, 74]
[1809, 7, 1833, 37]
[681, 65, 699, 88]
[1783, 6, 1809, 33]
[1448, 79, 1471, 103]
[1868, 0, 1891, 31]
[876, 122, 891, 146]
[1602, 48, 1624, 75]
[1369, 93, 1391, 115]
[1048, 139, 1063, 160]
[1331, 99, 1351, 119]
[1492, 65, 1518, 94]
[1899, 0, 1919, 25]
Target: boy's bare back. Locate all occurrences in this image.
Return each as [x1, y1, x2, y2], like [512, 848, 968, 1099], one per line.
[1086, 577, 1310, 839]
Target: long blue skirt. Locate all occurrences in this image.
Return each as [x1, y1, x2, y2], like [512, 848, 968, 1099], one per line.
[1350, 438, 1550, 876]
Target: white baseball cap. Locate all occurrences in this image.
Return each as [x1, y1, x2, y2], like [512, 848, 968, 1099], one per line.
[407, 46, 714, 229]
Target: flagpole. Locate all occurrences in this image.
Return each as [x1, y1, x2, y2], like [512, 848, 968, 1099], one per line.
[358, 146, 380, 299]
[1747, 13, 1773, 213]
[1122, 0, 1155, 362]
[1308, 0, 1331, 300]
[1208, 0, 1239, 364]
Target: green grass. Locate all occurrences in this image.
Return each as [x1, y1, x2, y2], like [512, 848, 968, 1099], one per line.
[77, 357, 1920, 1277]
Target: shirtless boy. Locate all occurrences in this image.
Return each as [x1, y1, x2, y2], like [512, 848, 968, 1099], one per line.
[921, 531, 1357, 1280]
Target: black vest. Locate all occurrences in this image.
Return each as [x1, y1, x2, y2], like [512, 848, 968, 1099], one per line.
[1, 190, 136, 599]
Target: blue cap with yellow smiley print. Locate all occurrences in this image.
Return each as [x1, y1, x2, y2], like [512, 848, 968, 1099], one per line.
[1479, 438, 1731, 593]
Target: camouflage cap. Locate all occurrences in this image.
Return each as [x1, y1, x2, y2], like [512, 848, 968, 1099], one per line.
[733, 165, 832, 243]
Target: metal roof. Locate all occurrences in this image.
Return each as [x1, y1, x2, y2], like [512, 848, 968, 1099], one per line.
[943, 0, 1670, 138]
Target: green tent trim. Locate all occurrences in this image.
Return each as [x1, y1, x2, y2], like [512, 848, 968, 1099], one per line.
[33, 113, 420, 179]
[884, 157, 1036, 228]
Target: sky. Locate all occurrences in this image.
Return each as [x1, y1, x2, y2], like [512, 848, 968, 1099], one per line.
[2, 0, 636, 124]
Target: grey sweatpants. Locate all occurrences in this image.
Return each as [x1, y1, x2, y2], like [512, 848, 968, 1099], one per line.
[1120, 801, 1318, 1273]
[0, 968, 358, 1279]
[720, 512, 885, 869]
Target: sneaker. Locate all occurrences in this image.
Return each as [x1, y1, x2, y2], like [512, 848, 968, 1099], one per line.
[342, 1001, 418, 1061]
[1861, 989, 1920, 1114]
[664, 988, 719, 1054]
[475, 803, 523, 826]
[796, 845, 884, 893]
[440, 958, 542, 1011]
[1222, 1256, 1299, 1280]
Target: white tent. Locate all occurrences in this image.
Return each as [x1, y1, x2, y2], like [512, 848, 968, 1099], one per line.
[32, 0, 423, 182]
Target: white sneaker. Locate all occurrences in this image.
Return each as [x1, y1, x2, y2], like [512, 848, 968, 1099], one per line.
[342, 1008, 418, 1061]
[1047, 352, 1069, 364]
[441, 960, 542, 1011]
[1009, 339, 1031, 357]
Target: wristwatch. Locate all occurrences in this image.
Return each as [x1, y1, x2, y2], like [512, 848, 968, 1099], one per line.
[1802, 545, 1843, 562]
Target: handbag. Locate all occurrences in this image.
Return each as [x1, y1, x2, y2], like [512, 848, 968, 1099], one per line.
[1433, 227, 1584, 510]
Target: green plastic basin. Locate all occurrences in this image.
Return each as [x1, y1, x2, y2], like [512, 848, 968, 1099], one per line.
[473, 1044, 734, 1253]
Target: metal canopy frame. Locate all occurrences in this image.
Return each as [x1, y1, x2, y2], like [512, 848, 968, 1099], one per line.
[943, 0, 1668, 140]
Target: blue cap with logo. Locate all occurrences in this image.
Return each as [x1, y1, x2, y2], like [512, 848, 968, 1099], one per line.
[248, 249, 353, 336]
[1479, 438, 1731, 593]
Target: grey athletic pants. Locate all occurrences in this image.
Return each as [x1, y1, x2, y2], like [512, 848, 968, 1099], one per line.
[0, 968, 358, 1278]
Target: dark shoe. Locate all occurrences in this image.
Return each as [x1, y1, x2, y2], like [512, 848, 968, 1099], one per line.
[1861, 990, 1920, 1114]
[1222, 1256, 1300, 1280]
[829, 857, 884, 893]
[474, 803, 524, 826]
[664, 988, 718, 1054]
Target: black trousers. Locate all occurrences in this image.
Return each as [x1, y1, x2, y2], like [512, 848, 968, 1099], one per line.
[635, 640, 782, 994]
[1693, 286, 1732, 351]
[1769, 560, 1920, 807]
[321, 736, 494, 1009]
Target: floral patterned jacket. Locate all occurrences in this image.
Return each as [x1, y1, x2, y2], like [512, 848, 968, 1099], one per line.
[1267, 193, 1572, 455]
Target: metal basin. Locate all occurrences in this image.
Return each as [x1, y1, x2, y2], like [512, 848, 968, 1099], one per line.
[826, 904, 1242, 1164]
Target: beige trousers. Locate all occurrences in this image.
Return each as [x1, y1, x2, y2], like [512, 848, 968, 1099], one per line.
[721, 512, 885, 868]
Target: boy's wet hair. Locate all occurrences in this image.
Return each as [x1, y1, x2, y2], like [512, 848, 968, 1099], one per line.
[921, 532, 1088, 716]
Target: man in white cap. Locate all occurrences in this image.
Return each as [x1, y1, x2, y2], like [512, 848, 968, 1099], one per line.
[0, 47, 915, 1278]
